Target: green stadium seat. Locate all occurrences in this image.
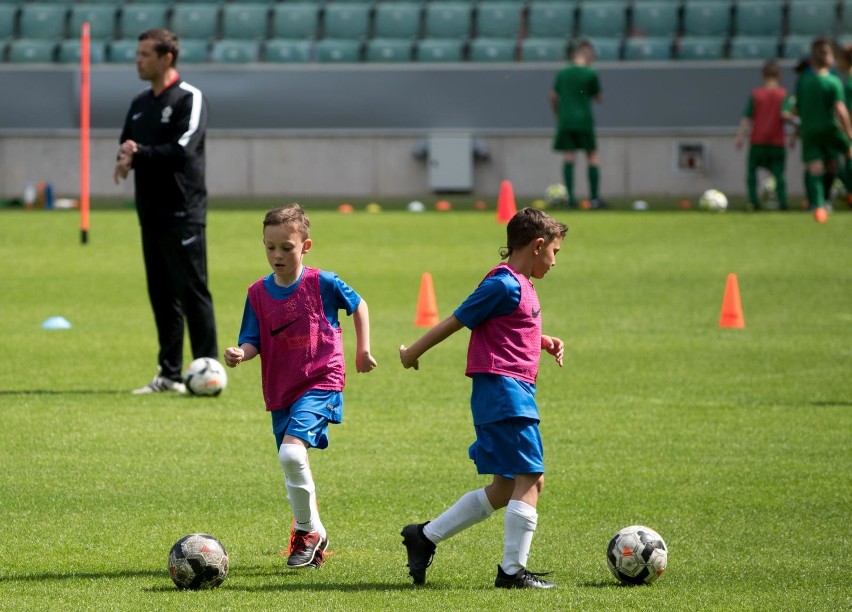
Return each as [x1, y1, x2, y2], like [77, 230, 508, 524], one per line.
[682, 1, 731, 37]
[170, 4, 220, 40]
[476, 2, 522, 39]
[623, 36, 670, 61]
[577, 1, 627, 38]
[271, 4, 320, 39]
[221, 4, 269, 41]
[787, 1, 837, 36]
[211, 39, 260, 62]
[415, 38, 464, 61]
[582, 37, 621, 61]
[733, 1, 783, 37]
[676, 36, 725, 60]
[520, 37, 567, 62]
[728, 35, 779, 60]
[526, 2, 575, 39]
[630, 1, 679, 38]
[0, 5, 17, 40]
[365, 38, 414, 62]
[844, 1, 852, 34]
[373, 3, 421, 39]
[179, 39, 209, 62]
[19, 4, 68, 40]
[781, 35, 813, 60]
[424, 3, 472, 39]
[315, 39, 362, 62]
[107, 39, 138, 62]
[263, 39, 312, 62]
[322, 4, 371, 41]
[69, 4, 117, 40]
[57, 39, 106, 63]
[8, 39, 57, 62]
[120, 4, 170, 40]
[469, 37, 516, 61]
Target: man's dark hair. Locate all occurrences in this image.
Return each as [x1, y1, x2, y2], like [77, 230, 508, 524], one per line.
[139, 28, 180, 66]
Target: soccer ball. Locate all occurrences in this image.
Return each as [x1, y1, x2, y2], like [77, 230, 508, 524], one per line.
[758, 175, 777, 206]
[698, 189, 728, 212]
[544, 183, 568, 208]
[606, 525, 668, 585]
[168, 533, 229, 590]
[184, 357, 227, 396]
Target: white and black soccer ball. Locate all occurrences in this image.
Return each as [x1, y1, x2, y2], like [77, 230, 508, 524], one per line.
[544, 183, 569, 208]
[606, 525, 667, 585]
[168, 533, 229, 590]
[758, 175, 777, 205]
[698, 189, 728, 212]
[184, 357, 227, 396]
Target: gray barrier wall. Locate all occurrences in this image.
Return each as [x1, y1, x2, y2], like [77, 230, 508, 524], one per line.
[0, 61, 807, 200]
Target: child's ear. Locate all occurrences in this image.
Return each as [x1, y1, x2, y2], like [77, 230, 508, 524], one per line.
[303, 238, 313, 253]
[533, 237, 545, 254]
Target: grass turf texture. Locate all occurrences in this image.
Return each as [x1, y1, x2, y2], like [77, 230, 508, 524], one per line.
[1, 207, 850, 610]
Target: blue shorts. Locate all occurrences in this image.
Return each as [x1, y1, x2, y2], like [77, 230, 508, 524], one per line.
[468, 417, 544, 477]
[271, 390, 343, 450]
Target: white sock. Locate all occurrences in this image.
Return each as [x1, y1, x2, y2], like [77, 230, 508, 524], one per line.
[423, 488, 494, 544]
[278, 444, 325, 538]
[501, 500, 537, 575]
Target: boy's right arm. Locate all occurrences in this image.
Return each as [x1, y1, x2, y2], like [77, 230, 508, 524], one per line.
[399, 315, 464, 370]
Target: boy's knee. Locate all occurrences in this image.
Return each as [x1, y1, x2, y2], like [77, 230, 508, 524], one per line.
[278, 442, 307, 471]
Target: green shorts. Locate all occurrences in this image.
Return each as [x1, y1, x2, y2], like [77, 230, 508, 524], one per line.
[553, 128, 597, 153]
[801, 129, 851, 163]
[748, 144, 786, 169]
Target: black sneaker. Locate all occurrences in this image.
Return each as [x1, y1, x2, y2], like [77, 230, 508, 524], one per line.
[287, 530, 324, 568]
[401, 523, 436, 585]
[494, 565, 556, 589]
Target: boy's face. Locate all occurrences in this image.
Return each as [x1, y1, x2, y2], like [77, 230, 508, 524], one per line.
[263, 223, 311, 285]
[531, 236, 563, 280]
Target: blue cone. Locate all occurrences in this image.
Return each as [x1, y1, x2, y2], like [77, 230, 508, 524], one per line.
[42, 316, 72, 330]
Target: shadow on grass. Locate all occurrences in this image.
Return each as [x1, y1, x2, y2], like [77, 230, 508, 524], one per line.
[0, 389, 127, 396]
[0, 569, 163, 582]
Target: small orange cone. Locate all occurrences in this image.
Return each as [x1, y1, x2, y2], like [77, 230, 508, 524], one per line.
[414, 272, 440, 327]
[719, 273, 745, 329]
[496, 179, 517, 223]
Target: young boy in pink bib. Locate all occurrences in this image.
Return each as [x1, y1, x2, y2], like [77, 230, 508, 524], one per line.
[225, 204, 376, 569]
[399, 207, 567, 589]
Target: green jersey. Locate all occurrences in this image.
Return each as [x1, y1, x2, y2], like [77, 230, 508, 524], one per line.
[845, 76, 852, 114]
[795, 70, 846, 137]
[552, 64, 600, 131]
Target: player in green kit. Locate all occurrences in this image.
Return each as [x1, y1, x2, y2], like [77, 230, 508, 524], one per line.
[792, 38, 852, 211]
[833, 42, 852, 205]
[549, 41, 605, 209]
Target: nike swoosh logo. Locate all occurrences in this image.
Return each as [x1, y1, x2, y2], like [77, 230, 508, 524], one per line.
[132, 112, 143, 120]
[532, 309, 540, 318]
[181, 235, 198, 246]
[270, 319, 299, 336]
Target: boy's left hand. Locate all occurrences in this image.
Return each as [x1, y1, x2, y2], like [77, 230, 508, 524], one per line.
[356, 351, 377, 373]
[542, 335, 564, 367]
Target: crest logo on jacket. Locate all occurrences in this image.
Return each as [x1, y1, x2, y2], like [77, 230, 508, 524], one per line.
[161, 106, 172, 124]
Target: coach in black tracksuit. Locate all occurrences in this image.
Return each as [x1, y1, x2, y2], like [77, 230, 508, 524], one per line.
[115, 28, 217, 394]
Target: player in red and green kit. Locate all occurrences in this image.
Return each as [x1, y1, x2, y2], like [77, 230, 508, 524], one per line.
[833, 42, 852, 205]
[735, 60, 792, 210]
[792, 38, 852, 210]
[549, 41, 604, 209]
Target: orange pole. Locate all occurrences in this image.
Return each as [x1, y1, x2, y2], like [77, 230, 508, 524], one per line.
[80, 22, 90, 244]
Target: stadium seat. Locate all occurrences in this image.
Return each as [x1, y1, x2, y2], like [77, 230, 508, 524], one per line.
[373, 3, 421, 40]
[682, 1, 731, 37]
[263, 39, 312, 62]
[19, 4, 68, 40]
[623, 36, 671, 61]
[844, 1, 852, 34]
[211, 40, 260, 62]
[733, 1, 783, 37]
[222, 4, 269, 41]
[728, 36, 779, 60]
[69, 4, 117, 40]
[107, 39, 137, 62]
[675, 36, 725, 60]
[0, 5, 17, 40]
[520, 37, 567, 62]
[469, 37, 516, 61]
[475, 2, 522, 39]
[170, 4, 220, 41]
[8, 39, 57, 62]
[322, 4, 371, 41]
[787, 1, 837, 37]
[178, 38, 209, 63]
[415, 38, 465, 61]
[781, 35, 813, 60]
[271, 4, 320, 39]
[577, 1, 627, 38]
[315, 39, 362, 62]
[583, 37, 621, 61]
[630, 1, 679, 38]
[57, 39, 107, 63]
[424, 3, 473, 39]
[365, 38, 414, 62]
[526, 2, 575, 39]
[120, 4, 169, 40]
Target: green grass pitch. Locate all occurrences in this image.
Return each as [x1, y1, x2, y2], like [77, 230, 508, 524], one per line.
[0, 206, 850, 610]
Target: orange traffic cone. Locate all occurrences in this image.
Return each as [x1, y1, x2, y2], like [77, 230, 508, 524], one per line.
[496, 179, 517, 223]
[719, 273, 745, 329]
[414, 272, 440, 327]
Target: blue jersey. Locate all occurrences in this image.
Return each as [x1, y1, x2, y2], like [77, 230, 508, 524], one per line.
[238, 269, 361, 351]
[454, 267, 539, 426]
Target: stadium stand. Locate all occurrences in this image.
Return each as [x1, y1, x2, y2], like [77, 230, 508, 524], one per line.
[263, 38, 313, 62]
[424, 3, 473, 39]
[107, 39, 138, 62]
[526, 1, 575, 39]
[8, 39, 57, 63]
[315, 38, 362, 62]
[519, 37, 567, 62]
[323, 4, 372, 41]
[733, 1, 784, 37]
[211, 39, 260, 63]
[365, 38, 414, 62]
[221, 4, 270, 41]
[177, 38, 210, 62]
[782, 34, 815, 59]
[170, 4, 220, 41]
[415, 38, 465, 61]
[475, 2, 522, 39]
[727, 35, 780, 60]
[373, 3, 422, 40]
[676, 36, 726, 60]
[120, 4, 170, 40]
[469, 37, 516, 61]
[586, 37, 622, 61]
[271, 3, 321, 40]
[624, 36, 671, 61]
[0, 5, 16, 41]
[19, 4, 68, 40]
[58, 39, 107, 63]
[630, 1, 680, 38]
[577, 1, 627, 38]
[787, 0, 838, 36]
[682, 1, 731, 37]
[69, 4, 117, 40]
